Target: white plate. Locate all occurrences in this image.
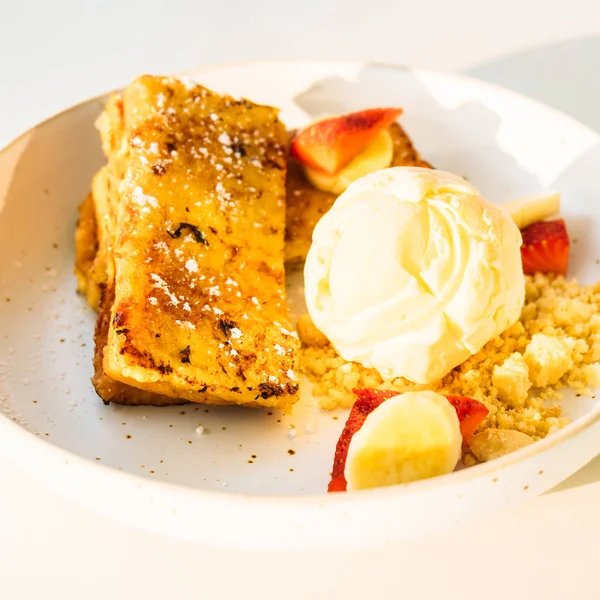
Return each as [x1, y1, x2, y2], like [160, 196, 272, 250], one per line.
[1, 61, 600, 551]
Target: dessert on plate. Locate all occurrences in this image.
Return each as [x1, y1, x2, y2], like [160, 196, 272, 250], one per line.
[288, 110, 599, 490]
[73, 74, 600, 492]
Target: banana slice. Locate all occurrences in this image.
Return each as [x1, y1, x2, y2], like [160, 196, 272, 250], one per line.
[303, 127, 394, 195]
[503, 191, 560, 230]
[345, 390, 462, 490]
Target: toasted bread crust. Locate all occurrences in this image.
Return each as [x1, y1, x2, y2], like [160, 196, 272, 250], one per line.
[92, 285, 185, 406]
[90, 75, 299, 409]
[74, 193, 103, 309]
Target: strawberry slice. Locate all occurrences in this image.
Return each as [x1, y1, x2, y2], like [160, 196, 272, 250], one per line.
[328, 389, 488, 492]
[521, 219, 569, 276]
[445, 395, 490, 440]
[290, 108, 403, 175]
[328, 389, 397, 493]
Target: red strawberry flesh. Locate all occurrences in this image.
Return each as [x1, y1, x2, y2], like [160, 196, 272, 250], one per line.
[521, 219, 569, 276]
[446, 395, 490, 440]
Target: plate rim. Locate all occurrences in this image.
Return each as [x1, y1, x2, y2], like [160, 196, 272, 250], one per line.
[1, 59, 600, 541]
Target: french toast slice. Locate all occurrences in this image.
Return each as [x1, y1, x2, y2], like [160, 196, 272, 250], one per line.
[93, 75, 299, 409]
[74, 193, 101, 309]
[284, 122, 431, 263]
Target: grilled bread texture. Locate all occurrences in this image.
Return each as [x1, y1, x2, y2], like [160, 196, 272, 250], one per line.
[284, 122, 431, 263]
[90, 75, 299, 409]
[92, 284, 184, 405]
[74, 193, 102, 309]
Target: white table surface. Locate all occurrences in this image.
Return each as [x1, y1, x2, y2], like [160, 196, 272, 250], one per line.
[3, 1, 600, 597]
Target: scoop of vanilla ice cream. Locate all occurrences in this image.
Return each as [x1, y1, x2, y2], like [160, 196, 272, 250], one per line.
[304, 167, 525, 384]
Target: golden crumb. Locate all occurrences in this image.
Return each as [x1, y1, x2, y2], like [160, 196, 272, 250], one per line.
[299, 273, 600, 440]
[467, 428, 535, 462]
[524, 334, 575, 387]
[492, 353, 531, 407]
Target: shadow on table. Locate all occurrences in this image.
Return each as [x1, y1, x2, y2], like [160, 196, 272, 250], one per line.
[467, 34, 600, 133]
[552, 454, 600, 493]
[293, 65, 542, 202]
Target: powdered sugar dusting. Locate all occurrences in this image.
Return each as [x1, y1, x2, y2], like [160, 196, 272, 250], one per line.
[132, 186, 158, 208]
[185, 259, 198, 273]
[218, 132, 231, 145]
[150, 273, 179, 306]
[103, 78, 296, 399]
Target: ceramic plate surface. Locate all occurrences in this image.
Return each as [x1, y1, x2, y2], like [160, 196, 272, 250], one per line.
[1, 61, 600, 550]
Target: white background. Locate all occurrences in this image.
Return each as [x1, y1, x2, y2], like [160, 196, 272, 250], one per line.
[3, 0, 600, 597]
